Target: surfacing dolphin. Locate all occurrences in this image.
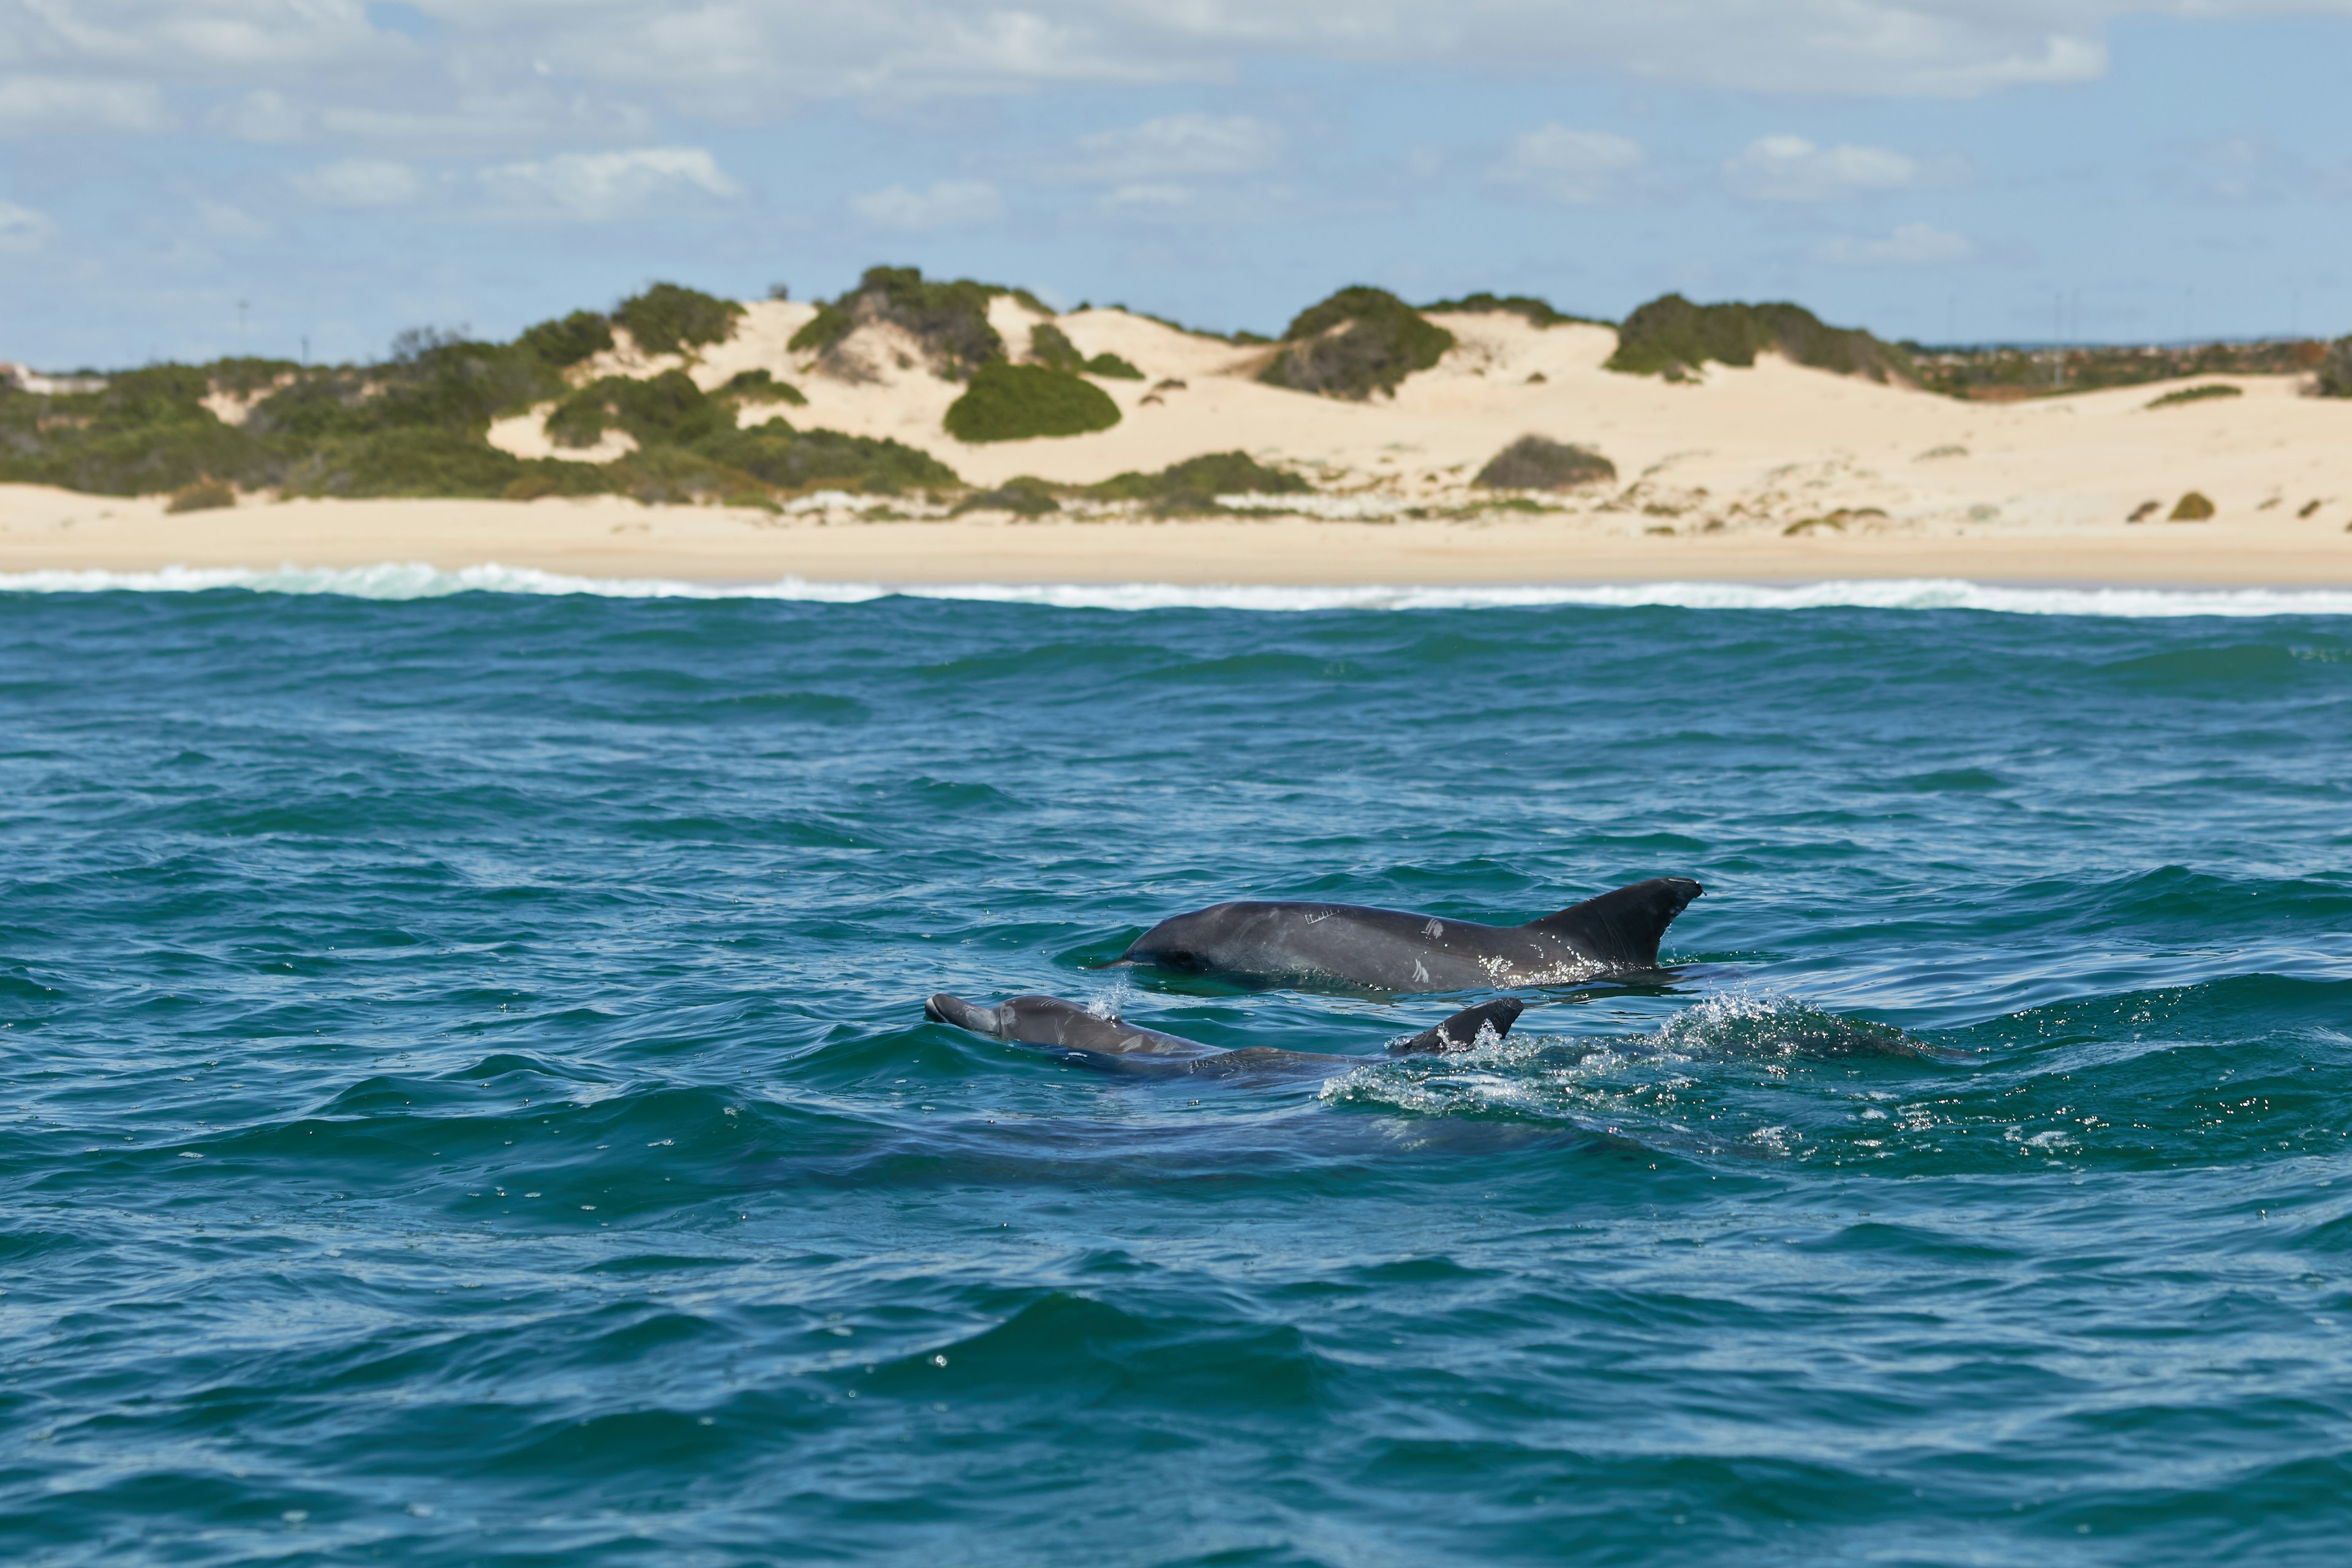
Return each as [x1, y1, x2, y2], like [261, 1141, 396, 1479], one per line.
[1117, 876, 1703, 992]
[924, 992, 1525, 1077]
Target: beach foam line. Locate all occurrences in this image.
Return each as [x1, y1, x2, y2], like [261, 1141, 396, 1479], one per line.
[4, 562, 2351, 616]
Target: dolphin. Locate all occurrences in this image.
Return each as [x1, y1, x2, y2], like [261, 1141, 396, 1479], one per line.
[923, 992, 1525, 1076]
[1116, 876, 1703, 993]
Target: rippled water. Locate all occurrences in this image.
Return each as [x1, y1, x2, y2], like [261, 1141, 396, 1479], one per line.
[3, 585, 2350, 1565]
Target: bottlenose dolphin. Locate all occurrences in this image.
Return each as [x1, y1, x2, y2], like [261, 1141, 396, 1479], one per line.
[924, 992, 1524, 1076]
[1117, 876, 1702, 992]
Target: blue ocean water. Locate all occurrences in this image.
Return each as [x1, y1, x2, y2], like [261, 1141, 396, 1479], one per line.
[3, 580, 2351, 1566]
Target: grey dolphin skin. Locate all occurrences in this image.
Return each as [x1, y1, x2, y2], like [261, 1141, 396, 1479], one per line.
[1116, 876, 1703, 992]
[924, 992, 1525, 1076]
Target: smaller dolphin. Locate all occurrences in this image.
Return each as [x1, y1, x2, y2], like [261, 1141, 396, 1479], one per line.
[923, 992, 1524, 1076]
[1118, 876, 1703, 993]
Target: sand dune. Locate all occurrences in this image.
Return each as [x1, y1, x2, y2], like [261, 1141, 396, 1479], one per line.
[7, 300, 2351, 586]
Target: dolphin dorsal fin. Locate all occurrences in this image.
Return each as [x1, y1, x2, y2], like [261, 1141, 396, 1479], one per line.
[1526, 877, 1703, 969]
[1393, 997, 1525, 1055]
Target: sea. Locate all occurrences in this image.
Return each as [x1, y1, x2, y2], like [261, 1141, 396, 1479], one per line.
[4, 569, 2351, 1566]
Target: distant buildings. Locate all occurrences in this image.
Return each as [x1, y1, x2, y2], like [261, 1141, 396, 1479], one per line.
[0, 362, 107, 395]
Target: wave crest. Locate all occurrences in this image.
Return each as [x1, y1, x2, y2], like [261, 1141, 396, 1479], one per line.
[2, 564, 2349, 617]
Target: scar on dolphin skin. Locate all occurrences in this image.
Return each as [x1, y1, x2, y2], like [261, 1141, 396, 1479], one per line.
[1118, 876, 1703, 993]
[922, 993, 1526, 1077]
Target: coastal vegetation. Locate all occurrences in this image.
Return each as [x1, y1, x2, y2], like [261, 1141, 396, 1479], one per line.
[2319, 336, 2352, 398]
[1259, 287, 1455, 399]
[1420, 292, 1605, 329]
[1909, 337, 2328, 401]
[1091, 450, 1310, 511]
[790, 265, 1050, 379]
[1472, 436, 1616, 490]
[0, 295, 953, 502]
[944, 361, 1121, 442]
[1608, 295, 1912, 383]
[2146, 384, 2242, 409]
[1028, 324, 1146, 380]
[611, 284, 744, 358]
[2170, 491, 2216, 521]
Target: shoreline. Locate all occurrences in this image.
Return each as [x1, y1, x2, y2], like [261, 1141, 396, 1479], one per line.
[4, 488, 2351, 590]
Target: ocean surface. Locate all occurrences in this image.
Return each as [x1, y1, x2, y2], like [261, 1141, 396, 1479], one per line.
[4, 573, 2350, 1566]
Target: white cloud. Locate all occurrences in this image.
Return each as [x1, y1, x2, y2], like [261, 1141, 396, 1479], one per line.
[214, 88, 307, 143]
[198, 198, 274, 239]
[477, 146, 739, 219]
[292, 157, 420, 206]
[850, 178, 1003, 230]
[1819, 222, 1975, 265]
[1726, 135, 1918, 201]
[1065, 113, 1280, 181]
[1493, 125, 1644, 203]
[0, 198, 55, 252]
[12, 1, 2321, 111]
[0, 75, 173, 134]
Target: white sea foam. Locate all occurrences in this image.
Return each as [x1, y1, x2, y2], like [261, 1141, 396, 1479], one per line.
[2, 563, 2350, 617]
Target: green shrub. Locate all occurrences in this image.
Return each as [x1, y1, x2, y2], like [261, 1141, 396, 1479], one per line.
[952, 477, 1062, 516]
[720, 368, 807, 405]
[2316, 337, 2352, 398]
[0, 367, 271, 496]
[1472, 435, 1616, 490]
[502, 463, 622, 502]
[613, 283, 744, 357]
[793, 266, 1008, 379]
[165, 477, 237, 513]
[206, 358, 301, 397]
[1420, 292, 1602, 328]
[1091, 451, 1310, 511]
[546, 371, 728, 449]
[696, 424, 959, 494]
[944, 362, 1120, 442]
[519, 311, 614, 368]
[251, 341, 560, 442]
[2146, 383, 2242, 409]
[1030, 323, 1084, 370]
[1028, 323, 1142, 380]
[2169, 491, 2216, 521]
[280, 427, 532, 499]
[1608, 294, 1912, 383]
[1259, 287, 1455, 399]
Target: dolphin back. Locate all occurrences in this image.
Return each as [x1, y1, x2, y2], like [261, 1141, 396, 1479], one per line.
[1524, 878, 1702, 970]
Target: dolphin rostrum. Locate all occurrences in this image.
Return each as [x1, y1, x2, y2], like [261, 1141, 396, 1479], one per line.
[923, 992, 1525, 1076]
[1116, 876, 1703, 992]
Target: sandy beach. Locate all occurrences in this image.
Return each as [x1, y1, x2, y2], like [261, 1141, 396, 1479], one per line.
[7, 306, 2349, 588]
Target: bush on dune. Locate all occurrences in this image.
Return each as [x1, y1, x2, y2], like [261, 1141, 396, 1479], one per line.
[1472, 435, 1616, 491]
[0, 366, 270, 496]
[1030, 323, 1145, 381]
[698, 423, 957, 493]
[944, 361, 1121, 442]
[612, 284, 744, 358]
[721, 368, 807, 405]
[1091, 451, 1309, 511]
[2318, 337, 2352, 398]
[1607, 294, 1912, 383]
[1419, 292, 1604, 329]
[546, 370, 730, 450]
[1258, 287, 1455, 400]
[518, 311, 614, 369]
[791, 265, 1016, 379]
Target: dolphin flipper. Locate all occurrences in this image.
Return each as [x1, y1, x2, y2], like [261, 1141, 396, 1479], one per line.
[1526, 878, 1703, 971]
[1391, 997, 1525, 1055]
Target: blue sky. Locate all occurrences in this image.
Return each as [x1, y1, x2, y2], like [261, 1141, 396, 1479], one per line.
[2, 1, 2348, 369]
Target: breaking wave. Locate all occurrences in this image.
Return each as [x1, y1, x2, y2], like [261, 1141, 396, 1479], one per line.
[2, 563, 2350, 616]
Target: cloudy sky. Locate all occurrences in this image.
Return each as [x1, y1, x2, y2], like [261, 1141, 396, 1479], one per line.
[3, 1, 2348, 368]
